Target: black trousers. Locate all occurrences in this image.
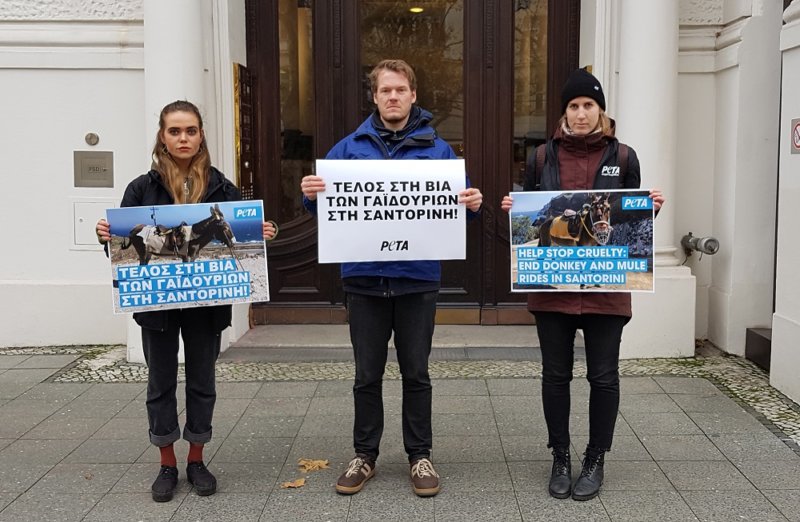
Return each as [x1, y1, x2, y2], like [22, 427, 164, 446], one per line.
[534, 312, 628, 452]
[347, 291, 438, 462]
[141, 308, 222, 447]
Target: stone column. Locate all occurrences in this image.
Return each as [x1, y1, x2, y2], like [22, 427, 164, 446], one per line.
[128, 0, 208, 363]
[143, 0, 206, 143]
[614, 0, 696, 357]
[771, 0, 800, 404]
[616, 0, 679, 262]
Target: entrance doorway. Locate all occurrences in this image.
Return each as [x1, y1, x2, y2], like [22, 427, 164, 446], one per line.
[246, 0, 579, 324]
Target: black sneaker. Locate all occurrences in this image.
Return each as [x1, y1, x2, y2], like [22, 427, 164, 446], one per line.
[335, 455, 375, 494]
[151, 465, 178, 502]
[572, 451, 605, 501]
[186, 461, 217, 496]
[548, 447, 572, 499]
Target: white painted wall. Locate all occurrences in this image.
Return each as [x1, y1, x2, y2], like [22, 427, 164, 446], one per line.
[677, 10, 720, 340]
[676, 72, 716, 338]
[0, 0, 249, 352]
[579, 0, 596, 68]
[706, 3, 782, 356]
[771, 0, 800, 404]
[0, 14, 145, 346]
[0, 68, 144, 346]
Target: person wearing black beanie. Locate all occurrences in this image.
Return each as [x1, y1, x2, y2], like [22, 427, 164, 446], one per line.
[560, 68, 606, 115]
[501, 69, 665, 502]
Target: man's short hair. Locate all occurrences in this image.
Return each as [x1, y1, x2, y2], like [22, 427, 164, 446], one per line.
[369, 59, 417, 94]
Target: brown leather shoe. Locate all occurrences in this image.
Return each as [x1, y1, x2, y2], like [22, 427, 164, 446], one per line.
[335, 455, 375, 494]
[410, 457, 440, 497]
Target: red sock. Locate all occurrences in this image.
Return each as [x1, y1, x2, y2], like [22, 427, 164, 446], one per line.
[159, 444, 177, 467]
[188, 442, 204, 464]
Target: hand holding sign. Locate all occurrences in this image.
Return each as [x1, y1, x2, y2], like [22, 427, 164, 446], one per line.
[459, 188, 483, 212]
[649, 189, 665, 211]
[301, 175, 326, 200]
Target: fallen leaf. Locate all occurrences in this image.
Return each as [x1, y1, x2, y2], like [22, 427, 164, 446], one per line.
[298, 458, 330, 472]
[280, 478, 306, 489]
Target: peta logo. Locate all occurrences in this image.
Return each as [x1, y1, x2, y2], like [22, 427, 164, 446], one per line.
[621, 196, 653, 210]
[601, 166, 620, 176]
[380, 240, 409, 251]
[234, 206, 262, 219]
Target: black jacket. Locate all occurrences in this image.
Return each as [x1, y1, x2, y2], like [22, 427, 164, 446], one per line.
[524, 137, 641, 192]
[120, 167, 241, 332]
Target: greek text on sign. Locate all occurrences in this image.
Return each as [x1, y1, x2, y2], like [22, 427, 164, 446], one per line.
[315, 159, 467, 263]
[106, 200, 270, 313]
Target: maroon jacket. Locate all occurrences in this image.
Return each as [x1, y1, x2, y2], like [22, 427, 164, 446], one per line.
[526, 126, 635, 318]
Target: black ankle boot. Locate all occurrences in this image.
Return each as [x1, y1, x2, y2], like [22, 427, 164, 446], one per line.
[572, 450, 604, 501]
[548, 447, 572, 499]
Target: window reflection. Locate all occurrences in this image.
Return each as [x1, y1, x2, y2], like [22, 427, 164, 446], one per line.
[513, 0, 548, 189]
[279, 0, 315, 219]
[360, 0, 464, 156]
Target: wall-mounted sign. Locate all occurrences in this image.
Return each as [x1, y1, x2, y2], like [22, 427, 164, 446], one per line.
[74, 151, 113, 187]
[792, 118, 800, 155]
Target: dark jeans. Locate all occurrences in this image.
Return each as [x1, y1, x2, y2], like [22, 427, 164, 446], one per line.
[347, 291, 438, 462]
[141, 308, 222, 447]
[534, 312, 628, 451]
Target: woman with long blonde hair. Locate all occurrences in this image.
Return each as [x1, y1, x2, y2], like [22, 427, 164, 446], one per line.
[97, 100, 277, 503]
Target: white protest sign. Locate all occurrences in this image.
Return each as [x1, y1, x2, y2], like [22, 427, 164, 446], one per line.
[316, 159, 467, 263]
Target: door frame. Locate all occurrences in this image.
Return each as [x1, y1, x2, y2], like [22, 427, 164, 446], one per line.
[245, 0, 580, 324]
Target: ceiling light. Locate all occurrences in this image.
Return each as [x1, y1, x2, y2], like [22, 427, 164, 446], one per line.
[409, 7, 424, 13]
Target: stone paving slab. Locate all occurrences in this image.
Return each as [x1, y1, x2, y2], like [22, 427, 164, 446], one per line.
[0, 348, 798, 521]
[12, 355, 80, 369]
[0, 356, 29, 369]
[680, 490, 789, 522]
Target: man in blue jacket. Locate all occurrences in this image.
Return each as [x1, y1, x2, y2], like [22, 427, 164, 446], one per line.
[301, 59, 482, 497]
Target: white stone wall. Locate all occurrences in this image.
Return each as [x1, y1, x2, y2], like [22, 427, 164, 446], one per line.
[0, 0, 142, 20]
[672, 0, 782, 353]
[0, 66, 145, 346]
[0, 4, 146, 346]
[680, 0, 724, 25]
[705, 2, 782, 356]
[771, 0, 800, 405]
[0, 0, 248, 350]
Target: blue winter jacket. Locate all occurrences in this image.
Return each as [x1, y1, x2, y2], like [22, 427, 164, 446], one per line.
[304, 109, 477, 282]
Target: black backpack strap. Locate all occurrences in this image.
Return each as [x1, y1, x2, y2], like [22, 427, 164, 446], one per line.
[534, 144, 546, 190]
[618, 143, 629, 177]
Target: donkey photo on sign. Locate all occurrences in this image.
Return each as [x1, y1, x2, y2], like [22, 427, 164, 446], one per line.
[120, 204, 238, 267]
[106, 200, 271, 313]
[508, 189, 654, 293]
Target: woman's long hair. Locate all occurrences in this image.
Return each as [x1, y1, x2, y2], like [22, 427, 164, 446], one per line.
[151, 100, 211, 204]
[558, 110, 614, 137]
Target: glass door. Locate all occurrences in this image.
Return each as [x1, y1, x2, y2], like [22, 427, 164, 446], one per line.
[360, 1, 465, 156]
[247, 0, 579, 323]
[358, 1, 482, 314]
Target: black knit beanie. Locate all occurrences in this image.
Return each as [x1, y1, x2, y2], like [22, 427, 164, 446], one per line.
[560, 69, 605, 114]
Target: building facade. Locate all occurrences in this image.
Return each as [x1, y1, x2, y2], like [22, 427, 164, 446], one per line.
[1, 0, 797, 402]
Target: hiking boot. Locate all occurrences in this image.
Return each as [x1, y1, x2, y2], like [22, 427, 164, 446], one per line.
[410, 457, 440, 497]
[186, 461, 217, 496]
[572, 450, 605, 501]
[336, 455, 375, 494]
[151, 465, 178, 502]
[548, 447, 572, 499]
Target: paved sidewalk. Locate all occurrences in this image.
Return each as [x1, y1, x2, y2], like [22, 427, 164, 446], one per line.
[1, 347, 800, 521]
